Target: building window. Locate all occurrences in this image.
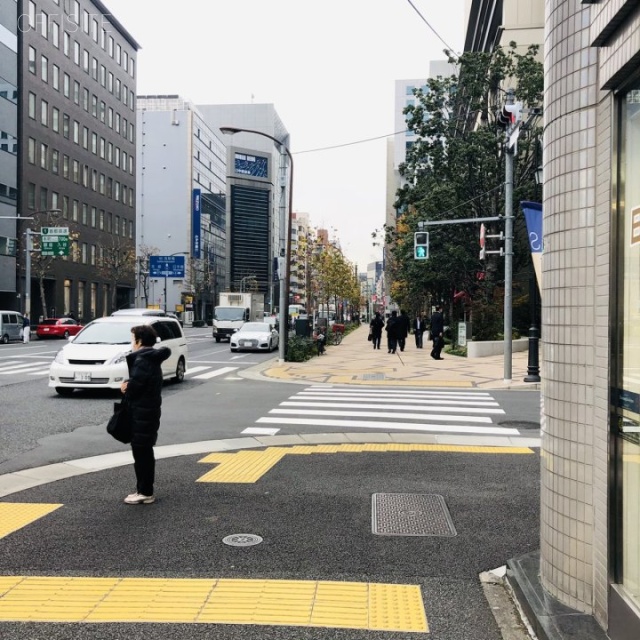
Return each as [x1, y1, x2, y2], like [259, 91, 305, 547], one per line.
[91, 132, 97, 154]
[28, 1, 36, 28]
[63, 154, 69, 179]
[39, 187, 48, 210]
[52, 64, 59, 90]
[28, 47, 36, 74]
[51, 21, 59, 48]
[72, 199, 79, 222]
[72, 160, 79, 183]
[52, 150, 59, 174]
[78, 280, 84, 317]
[90, 206, 96, 227]
[108, 36, 114, 57]
[63, 31, 70, 56]
[72, 120, 79, 144]
[28, 92, 36, 119]
[51, 191, 58, 210]
[52, 107, 59, 131]
[27, 183, 36, 209]
[82, 203, 88, 225]
[40, 55, 48, 82]
[83, 88, 89, 111]
[39, 143, 48, 169]
[73, 80, 79, 104]
[91, 57, 98, 80]
[39, 11, 48, 38]
[82, 126, 88, 149]
[62, 195, 69, 218]
[40, 100, 48, 126]
[73, 41, 80, 65]
[99, 209, 104, 230]
[63, 73, 70, 98]
[82, 49, 89, 73]
[27, 138, 36, 164]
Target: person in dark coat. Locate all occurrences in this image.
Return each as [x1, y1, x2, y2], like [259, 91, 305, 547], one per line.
[369, 312, 384, 350]
[120, 324, 171, 504]
[429, 305, 445, 360]
[385, 310, 400, 354]
[413, 314, 426, 348]
[397, 310, 410, 352]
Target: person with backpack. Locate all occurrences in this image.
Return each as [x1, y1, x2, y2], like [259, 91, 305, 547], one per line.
[369, 312, 384, 350]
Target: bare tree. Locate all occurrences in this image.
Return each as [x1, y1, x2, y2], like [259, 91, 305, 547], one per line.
[96, 236, 136, 311]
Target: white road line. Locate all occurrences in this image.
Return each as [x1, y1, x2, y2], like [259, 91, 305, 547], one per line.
[257, 417, 519, 435]
[241, 427, 281, 436]
[0, 362, 50, 372]
[0, 365, 51, 375]
[0, 361, 21, 369]
[192, 366, 238, 380]
[280, 401, 504, 414]
[28, 370, 50, 376]
[269, 408, 492, 423]
[184, 366, 210, 375]
[296, 390, 494, 400]
[289, 396, 500, 407]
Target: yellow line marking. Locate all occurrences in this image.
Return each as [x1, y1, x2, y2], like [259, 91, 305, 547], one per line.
[0, 576, 428, 631]
[197, 444, 533, 483]
[0, 503, 63, 540]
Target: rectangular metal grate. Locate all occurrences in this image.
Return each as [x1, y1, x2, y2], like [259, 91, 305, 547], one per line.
[361, 373, 385, 380]
[372, 493, 457, 537]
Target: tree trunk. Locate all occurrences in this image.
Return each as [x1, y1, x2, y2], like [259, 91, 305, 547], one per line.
[39, 275, 48, 320]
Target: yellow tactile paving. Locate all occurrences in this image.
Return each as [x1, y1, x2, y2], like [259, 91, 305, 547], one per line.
[0, 576, 428, 631]
[197, 443, 534, 483]
[0, 503, 63, 540]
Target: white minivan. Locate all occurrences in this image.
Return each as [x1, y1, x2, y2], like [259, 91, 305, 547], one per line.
[48, 315, 188, 396]
[0, 311, 25, 344]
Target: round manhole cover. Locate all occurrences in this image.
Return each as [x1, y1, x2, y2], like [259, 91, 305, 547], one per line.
[222, 534, 263, 547]
[498, 420, 540, 430]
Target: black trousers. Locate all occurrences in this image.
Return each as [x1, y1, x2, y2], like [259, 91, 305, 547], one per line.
[372, 334, 381, 349]
[431, 336, 443, 358]
[415, 332, 423, 348]
[131, 444, 155, 496]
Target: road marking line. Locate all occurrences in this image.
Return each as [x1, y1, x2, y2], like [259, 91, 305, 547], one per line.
[192, 367, 238, 380]
[0, 576, 428, 631]
[0, 365, 51, 375]
[297, 390, 492, 399]
[0, 503, 63, 540]
[257, 416, 518, 434]
[241, 427, 280, 436]
[197, 443, 534, 483]
[281, 401, 504, 414]
[0, 362, 49, 372]
[292, 395, 499, 406]
[269, 408, 493, 423]
[184, 366, 210, 375]
[28, 370, 50, 376]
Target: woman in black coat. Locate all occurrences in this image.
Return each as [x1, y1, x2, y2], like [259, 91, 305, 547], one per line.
[120, 324, 171, 505]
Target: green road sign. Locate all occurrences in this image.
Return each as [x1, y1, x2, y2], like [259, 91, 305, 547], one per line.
[41, 226, 70, 257]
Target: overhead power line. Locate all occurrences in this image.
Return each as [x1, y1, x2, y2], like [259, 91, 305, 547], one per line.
[405, 0, 459, 58]
[294, 130, 409, 155]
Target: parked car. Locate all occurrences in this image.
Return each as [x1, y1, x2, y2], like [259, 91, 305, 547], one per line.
[48, 315, 188, 396]
[0, 311, 24, 344]
[36, 317, 83, 339]
[230, 322, 279, 352]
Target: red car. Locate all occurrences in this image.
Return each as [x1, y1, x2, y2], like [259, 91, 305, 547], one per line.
[36, 318, 84, 339]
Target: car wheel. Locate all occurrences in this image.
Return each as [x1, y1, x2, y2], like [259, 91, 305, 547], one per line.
[1, 334, 8, 344]
[63, 330, 70, 338]
[55, 387, 74, 396]
[173, 357, 185, 383]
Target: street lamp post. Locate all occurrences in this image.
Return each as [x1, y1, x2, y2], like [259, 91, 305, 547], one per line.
[220, 126, 293, 362]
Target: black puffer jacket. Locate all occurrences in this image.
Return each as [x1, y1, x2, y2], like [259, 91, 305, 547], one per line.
[125, 346, 171, 446]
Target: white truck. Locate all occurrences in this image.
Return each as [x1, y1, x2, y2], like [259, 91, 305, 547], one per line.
[212, 292, 265, 342]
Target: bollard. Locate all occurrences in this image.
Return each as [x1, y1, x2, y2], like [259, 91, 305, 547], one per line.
[523, 325, 541, 382]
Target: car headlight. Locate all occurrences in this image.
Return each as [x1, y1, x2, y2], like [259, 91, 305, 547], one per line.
[106, 351, 129, 366]
[53, 350, 69, 365]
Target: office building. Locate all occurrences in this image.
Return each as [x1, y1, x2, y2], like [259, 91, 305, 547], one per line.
[136, 95, 226, 321]
[18, 0, 139, 321]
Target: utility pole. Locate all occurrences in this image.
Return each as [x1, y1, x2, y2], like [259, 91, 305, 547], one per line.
[504, 88, 515, 383]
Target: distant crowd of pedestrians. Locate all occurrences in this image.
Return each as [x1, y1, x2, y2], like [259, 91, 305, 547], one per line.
[368, 306, 445, 360]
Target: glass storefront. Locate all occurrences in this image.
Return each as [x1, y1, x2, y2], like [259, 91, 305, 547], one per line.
[615, 85, 640, 608]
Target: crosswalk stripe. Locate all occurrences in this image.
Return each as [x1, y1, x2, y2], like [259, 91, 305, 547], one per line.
[288, 396, 500, 407]
[0, 362, 49, 372]
[280, 401, 504, 414]
[184, 366, 210, 375]
[28, 370, 50, 376]
[0, 364, 50, 375]
[192, 366, 238, 380]
[296, 390, 493, 400]
[0, 361, 21, 370]
[269, 408, 492, 423]
[257, 417, 519, 435]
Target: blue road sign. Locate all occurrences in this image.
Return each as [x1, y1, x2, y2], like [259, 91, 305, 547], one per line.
[150, 255, 186, 278]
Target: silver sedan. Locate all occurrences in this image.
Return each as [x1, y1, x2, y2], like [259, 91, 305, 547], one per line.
[230, 322, 279, 352]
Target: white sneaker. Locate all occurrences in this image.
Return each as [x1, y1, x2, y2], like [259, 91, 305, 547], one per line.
[124, 492, 155, 504]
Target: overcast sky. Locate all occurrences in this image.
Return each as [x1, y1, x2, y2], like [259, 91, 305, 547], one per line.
[105, 0, 465, 270]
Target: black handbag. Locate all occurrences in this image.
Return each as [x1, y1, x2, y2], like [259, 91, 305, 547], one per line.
[106, 400, 132, 444]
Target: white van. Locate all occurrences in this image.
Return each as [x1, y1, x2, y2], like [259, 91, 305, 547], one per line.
[0, 311, 25, 344]
[48, 315, 188, 396]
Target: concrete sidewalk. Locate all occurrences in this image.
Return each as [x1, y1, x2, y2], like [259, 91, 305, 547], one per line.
[260, 325, 539, 389]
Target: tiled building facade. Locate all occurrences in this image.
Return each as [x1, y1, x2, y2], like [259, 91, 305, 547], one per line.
[542, 1, 640, 637]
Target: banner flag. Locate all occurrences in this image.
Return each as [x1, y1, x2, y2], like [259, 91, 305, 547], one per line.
[520, 201, 542, 290]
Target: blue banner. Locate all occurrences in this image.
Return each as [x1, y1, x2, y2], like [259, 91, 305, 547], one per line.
[192, 188, 201, 258]
[520, 201, 542, 253]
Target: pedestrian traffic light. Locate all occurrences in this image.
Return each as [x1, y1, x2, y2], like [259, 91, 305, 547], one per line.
[414, 232, 429, 260]
[496, 102, 523, 129]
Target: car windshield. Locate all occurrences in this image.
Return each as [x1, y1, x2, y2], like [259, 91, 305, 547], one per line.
[214, 307, 245, 321]
[39, 319, 59, 325]
[72, 321, 137, 345]
[239, 322, 268, 332]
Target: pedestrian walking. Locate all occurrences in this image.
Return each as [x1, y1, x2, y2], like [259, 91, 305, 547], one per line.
[120, 324, 171, 505]
[413, 314, 426, 348]
[22, 314, 30, 343]
[429, 305, 445, 360]
[397, 310, 410, 352]
[385, 310, 400, 354]
[369, 312, 384, 350]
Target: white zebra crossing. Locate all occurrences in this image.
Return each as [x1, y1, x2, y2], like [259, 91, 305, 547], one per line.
[255, 386, 516, 436]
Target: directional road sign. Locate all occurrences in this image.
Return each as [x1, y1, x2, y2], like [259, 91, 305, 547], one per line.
[41, 227, 69, 257]
[149, 255, 186, 278]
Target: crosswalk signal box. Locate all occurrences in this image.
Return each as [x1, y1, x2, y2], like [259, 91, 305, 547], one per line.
[414, 232, 429, 260]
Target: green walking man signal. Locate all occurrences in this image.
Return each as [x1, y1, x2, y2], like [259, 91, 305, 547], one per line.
[414, 232, 429, 260]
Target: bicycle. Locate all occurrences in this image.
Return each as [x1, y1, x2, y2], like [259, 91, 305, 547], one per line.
[331, 326, 343, 345]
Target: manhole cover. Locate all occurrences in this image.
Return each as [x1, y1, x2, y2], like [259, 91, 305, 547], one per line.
[362, 373, 385, 380]
[372, 493, 457, 537]
[222, 534, 263, 547]
[498, 420, 539, 430]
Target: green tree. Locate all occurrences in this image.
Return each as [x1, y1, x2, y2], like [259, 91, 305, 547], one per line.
[391, 43, 543, 338]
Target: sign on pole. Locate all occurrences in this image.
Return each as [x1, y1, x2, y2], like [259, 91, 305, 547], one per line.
[41, 227, 69, 256]
[149, 255, 186, 278]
